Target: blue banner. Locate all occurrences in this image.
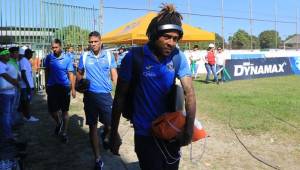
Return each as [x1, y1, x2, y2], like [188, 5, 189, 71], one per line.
[289, 57, 300, 75]
[231, 54, 265, 60]
[224, 57, 295, 81]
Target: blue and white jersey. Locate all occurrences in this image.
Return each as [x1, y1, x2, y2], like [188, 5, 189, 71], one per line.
[78, 50, 117, 93]
[119, 45, 191, 136]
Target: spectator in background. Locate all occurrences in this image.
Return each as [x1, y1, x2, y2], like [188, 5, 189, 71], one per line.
[0, 48, 19, 141]
[66, 46, 77, 89]
[8, 47, 23, 126]
[45, 39, 76, 143]
[31, 55, 42, 91]
[216, 47, 226, 83]
[19, 48, 39, 122]
[116, 46, 126, 73]
[189, 45, 201, 79]
[205, 43, 218, 84]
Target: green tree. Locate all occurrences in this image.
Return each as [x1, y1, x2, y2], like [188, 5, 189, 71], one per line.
[251, 35, 260, 49]
[54, 25, 90, 48]
[215, 33, 225, 48]
[258, 30, 281, 49]
[230, 29, 251, 49]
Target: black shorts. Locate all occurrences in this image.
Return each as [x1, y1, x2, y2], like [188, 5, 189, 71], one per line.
[47, 85, 71, 113]
[83, 92, 112, 126]
[20, 88, 34, 102]
[134, 135, 181, 170]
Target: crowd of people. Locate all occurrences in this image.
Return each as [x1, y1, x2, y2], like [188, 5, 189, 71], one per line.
[186, 44, 226, 84]
[0, 46, 40, 140]
[1, 4, 201, 170]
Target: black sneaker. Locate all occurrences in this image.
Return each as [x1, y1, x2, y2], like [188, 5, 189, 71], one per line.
[100, 131, 109, 150]
[60, 133, 69, 144]
[95, 159, 104, 170]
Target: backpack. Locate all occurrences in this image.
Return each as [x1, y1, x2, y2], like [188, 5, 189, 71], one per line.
[122, 47, 181, 121]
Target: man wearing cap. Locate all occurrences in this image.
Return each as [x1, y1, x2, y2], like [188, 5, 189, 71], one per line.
[45, 39, 76, 143]
[8, 47, 23, 126]
[18, 48, 39, 122]
[0, 48, 19, 141]
[110, 4, 196, 170]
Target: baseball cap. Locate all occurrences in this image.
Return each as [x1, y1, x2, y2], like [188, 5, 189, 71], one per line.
[208, 43, 215, 48]
[25, 49, 35, 56]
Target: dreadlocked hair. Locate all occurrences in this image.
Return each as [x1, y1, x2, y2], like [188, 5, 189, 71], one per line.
[146, 3, 183, 41]
[157, 3, 183, 22]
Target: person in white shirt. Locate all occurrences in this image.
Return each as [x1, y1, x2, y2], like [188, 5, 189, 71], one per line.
[189, 45, 202, 78]
[215, 47, 226, 82]
[19, 48, 39, 122]
[0, 48, 19, 141]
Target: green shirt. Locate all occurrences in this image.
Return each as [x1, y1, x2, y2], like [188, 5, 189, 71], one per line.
[7, 58, 19, 71]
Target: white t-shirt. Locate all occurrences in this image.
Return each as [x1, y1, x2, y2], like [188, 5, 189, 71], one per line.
[190, 50, 202, 62]
[0, 61, 16, 95]
[19, 57, 34, 88]
[216, 52, 226, 66]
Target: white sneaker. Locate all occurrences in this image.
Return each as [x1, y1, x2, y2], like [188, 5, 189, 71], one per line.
[24, 116, 39, 122]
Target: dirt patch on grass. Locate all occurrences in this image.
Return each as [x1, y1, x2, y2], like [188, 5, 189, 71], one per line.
[18, 92, 300, 170]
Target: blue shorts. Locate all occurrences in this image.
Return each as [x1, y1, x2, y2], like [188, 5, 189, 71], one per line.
[83, 92, 112, 126]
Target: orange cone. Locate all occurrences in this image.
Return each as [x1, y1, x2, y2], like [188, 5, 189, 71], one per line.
[192, 119, 207, 142]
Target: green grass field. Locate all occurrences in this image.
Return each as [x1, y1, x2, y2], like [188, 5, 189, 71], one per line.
[194, 75, 300, 138]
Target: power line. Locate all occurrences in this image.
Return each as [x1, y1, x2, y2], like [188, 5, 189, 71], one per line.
[103, 6, 297, 24]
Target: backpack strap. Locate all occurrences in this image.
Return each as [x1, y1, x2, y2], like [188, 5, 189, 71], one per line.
[131, 47, 144, 84]
[169, 49, 182, 112]
[82, 52, 89, 79]
[121, 46, 144, 121]
[172, 49, 182, 81]
[105, 50, 112, 68]
[82, 52, 89, 70]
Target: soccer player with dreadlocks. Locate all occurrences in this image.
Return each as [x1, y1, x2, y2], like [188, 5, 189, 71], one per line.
[110, 4, 196, 170]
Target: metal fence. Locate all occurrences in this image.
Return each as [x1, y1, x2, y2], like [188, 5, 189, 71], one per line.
[0, 0, 100, 55]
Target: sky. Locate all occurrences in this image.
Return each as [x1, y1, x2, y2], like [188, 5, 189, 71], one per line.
[1, 0, 300, 41]
[73, 0, 300, 41]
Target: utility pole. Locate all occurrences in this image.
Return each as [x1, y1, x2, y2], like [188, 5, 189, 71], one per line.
[274, 0, 278, 49]
[0, 0, 3, 38]
[296, 8, 299, 50]
[221, 0, 225, 49]
[249, 0, 253, 50]
[99, 0, 103, 34]
[93, 5, 95, 31]
[187, 0, 191, 24]
[148, 0, 152, 11]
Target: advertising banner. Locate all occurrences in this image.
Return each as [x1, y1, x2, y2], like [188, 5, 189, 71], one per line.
[224, 57, 297, 81]
[289, 57, 300, 75]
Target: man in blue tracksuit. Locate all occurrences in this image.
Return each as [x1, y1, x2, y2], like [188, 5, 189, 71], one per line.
[77, 31, 118, 170]
[110, 4, 196, 170]
[44, 39, 76, 143]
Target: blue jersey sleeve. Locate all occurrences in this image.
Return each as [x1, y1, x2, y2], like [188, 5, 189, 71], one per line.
[177, 52, 192, 78]
[118, 51, 133, 82]
[78, 54, 84, 71]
